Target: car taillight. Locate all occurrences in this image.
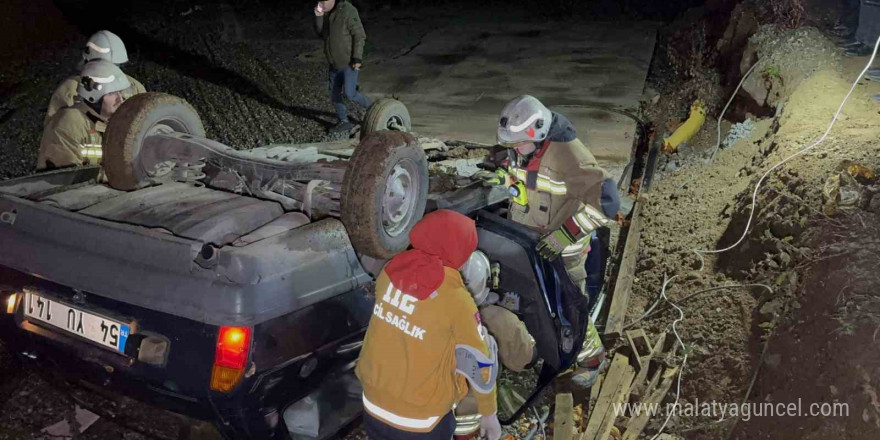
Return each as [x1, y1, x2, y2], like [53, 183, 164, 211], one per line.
[211, 326, 251, 392]
[5, 293, 17, 314]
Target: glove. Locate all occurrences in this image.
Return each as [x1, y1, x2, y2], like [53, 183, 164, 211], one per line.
[536, 227, 578, 261]
[473, 169, 510, 187]
[480, 414, 502, 440]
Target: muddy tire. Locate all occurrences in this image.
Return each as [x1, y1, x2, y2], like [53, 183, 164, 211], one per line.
[360, 98, 412, 140]
[104, 92, 205, 191]
[342, 131, 428, 259]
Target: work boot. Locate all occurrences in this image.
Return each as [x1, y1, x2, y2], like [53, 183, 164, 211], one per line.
[838, 38, 863, 48]
[845, 44, 873, 57]
[571, 357, 608, 389]
[330, 120, 354, 133]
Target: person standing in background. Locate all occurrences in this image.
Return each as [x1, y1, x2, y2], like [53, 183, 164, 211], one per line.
[314, 0, 373, 133]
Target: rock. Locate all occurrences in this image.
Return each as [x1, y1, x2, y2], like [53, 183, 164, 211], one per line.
[760, 299, 783, 318]
[770, 219, 795, 238]
[778, 252, 792, 266]
[830, 385, 838, 396]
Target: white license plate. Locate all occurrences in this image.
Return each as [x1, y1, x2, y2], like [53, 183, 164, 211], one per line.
[24, 292, 131, 352]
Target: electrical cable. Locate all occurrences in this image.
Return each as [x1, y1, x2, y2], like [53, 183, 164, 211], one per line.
[695, 33, 880, 269]
[648, 274, 685, 440]
[624, 284, 773, 330]
[533, 406, 546, 440]
[708, 62, 760, 164]
[644, 34, 880, 440]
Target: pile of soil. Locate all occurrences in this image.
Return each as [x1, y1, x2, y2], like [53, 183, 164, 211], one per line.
[620, 19, 880, 440]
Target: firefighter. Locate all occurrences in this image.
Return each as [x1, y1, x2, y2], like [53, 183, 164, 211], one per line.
[454, 250, 537, 438]
[44, 30, 145, 125]
[37, 60, 131, 170]
[356, 210, 502, 440]
[460, 250, 537, 373]
[478, 95, 621, 385]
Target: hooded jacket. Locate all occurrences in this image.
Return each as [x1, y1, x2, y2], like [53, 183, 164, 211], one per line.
[356, 210, 498, 432]
[314, 0, 366, 70]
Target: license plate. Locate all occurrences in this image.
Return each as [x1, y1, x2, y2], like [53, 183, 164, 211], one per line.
[24, 292, 130, 352]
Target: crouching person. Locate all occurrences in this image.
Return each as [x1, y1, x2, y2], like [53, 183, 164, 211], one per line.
[37, 60, 131, 170]
[454, 251, 538, 438]
[356, 210, 502, 440]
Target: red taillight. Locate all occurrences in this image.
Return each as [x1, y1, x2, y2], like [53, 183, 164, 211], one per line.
[211, 326, 251, 392]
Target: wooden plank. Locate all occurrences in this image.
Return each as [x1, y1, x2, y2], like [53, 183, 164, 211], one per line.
[586, 372, 605, 421]
[643, 369, 663, 399]
[625, 329, 652, 369]
[630, 332, 667, 400]
[605, 200, 644, 340]
[621, 367, 680, 440]
[554, 393, 575, 440]
[581, 353, 635, 440]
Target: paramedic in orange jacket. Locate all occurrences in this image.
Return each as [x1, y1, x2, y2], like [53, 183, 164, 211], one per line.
[356, 210, 502, 440]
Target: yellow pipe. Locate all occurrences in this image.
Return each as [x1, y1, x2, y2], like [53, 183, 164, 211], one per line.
[662, 100, 706, 153]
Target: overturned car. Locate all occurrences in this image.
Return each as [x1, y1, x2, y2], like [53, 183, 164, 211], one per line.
[0, 93, 601, 439]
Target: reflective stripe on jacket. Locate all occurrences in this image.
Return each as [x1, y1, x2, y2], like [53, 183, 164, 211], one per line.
[37, 103, 107, 170]
[508, 137, 611, 238]
[356, 268, 498, 432]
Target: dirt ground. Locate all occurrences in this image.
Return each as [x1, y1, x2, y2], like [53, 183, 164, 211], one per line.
[615, 5, 880, 437]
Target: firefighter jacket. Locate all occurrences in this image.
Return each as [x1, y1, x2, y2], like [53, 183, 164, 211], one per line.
[508, 140, 611, 242]
[505, 113, 617, 278]
[356, 210, 498, 433]
[37, 103, 106, 170]
[314, 0, 366, 70]
[481, 305, 535, 373]
[44, 74, 145, 126]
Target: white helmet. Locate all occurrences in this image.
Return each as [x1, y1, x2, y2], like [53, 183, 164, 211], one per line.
[83, 30, 129, 64]
[497, 95, 553, 146]
[77, 60, 132, 104]
[461, 250, 492, 306]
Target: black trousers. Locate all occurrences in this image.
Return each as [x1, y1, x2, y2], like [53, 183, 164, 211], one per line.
[363, 411, 456, 440]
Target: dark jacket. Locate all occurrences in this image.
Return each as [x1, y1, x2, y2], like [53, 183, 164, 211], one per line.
[314, 1, 366, 70]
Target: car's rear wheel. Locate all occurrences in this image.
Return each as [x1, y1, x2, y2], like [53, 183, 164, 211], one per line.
[341, 131, 428, 259]
[104, 92, 206, 191]
[360, 98, 412, 141]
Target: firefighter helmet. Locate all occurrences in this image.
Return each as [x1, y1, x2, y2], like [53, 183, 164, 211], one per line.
[77, 60, 131, 104]
[461, 250, 492, 306]
[83, 30, 129, 64]
[497, 95, 552, 146]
